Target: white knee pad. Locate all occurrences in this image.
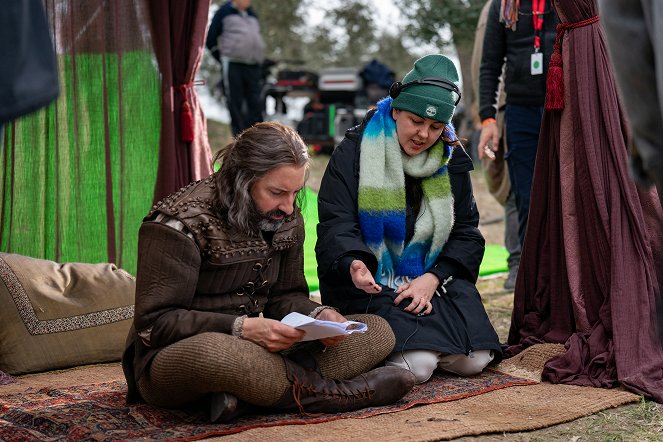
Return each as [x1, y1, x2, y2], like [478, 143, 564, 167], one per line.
[437, 350, 494, 377]
[385, 350, 440, 384]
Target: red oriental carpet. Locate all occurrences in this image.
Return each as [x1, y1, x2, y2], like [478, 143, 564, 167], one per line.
[0, 372, 15, 386]
[0, 369, 534, 441]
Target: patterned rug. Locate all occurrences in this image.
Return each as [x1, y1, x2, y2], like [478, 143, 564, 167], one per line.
[0, 371, 15, 386]
[0, 369, 535, 441]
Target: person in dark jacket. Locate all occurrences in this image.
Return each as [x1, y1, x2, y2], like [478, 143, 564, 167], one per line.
[472, 0, 521, 291]
[478, 0, 558, 244]
[122, 122, 416, 422]
[316, 55, 503, 384]
[599, 0, 663, 340]
[0, 0, 59, 140]
[205, 0, 265, 136]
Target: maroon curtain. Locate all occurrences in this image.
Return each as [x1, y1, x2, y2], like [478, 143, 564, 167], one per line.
[507, 0, 663, 402]
[147, 0, 212, 203]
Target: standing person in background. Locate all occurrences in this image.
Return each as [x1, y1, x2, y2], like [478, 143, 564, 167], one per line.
[471, 0, 521, 291]
[0, 0, 59, 141]
[205, 0, 265, 136]
[479, 0, 558, 245]
[599, 0, 663, 338]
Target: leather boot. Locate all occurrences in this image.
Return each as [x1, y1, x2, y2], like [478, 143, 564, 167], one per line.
[209, 392, 257, 423]
[271, 357, 416, 415]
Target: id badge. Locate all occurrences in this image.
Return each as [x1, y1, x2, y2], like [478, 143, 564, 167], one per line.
[531, 52, 543, 75]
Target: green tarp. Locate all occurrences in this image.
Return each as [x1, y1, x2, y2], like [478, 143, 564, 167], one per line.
[301, 188, 508, 292]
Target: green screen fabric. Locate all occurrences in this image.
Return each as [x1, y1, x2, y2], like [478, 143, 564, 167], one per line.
[301, 187, 320, 292]
[478, 244, 509, 276]
[299, 188, 509, 292]
[0, 52, 161, 275]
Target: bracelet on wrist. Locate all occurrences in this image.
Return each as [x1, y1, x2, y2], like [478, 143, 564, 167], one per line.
[482, 118, 497, 126]
[231, 315, 248, 338]
[310, 305, 338, 318]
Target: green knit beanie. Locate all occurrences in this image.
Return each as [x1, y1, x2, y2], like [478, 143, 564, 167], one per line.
[391, 54, 460, 123]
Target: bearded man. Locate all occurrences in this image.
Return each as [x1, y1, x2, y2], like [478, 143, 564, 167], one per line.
[122, 122, 415, 422]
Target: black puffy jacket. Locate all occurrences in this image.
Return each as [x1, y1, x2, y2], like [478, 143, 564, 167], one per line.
[315, 111, 485, 309]
[0, 0, 59, 124]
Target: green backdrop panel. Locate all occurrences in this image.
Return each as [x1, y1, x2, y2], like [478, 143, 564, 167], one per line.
[300, 188, 510, 293]
[478, 244, 509, 276]
[301, 187, 320, 292]
[0, 51, 160, 275]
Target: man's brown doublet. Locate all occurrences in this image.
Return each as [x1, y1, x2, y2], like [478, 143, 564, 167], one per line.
[151, 175, 301, 264]
[149, 174, 305, 317]
[122, 173, 318, 402]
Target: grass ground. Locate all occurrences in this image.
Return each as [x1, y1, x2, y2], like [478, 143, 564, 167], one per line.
[206, 119, 663, 441]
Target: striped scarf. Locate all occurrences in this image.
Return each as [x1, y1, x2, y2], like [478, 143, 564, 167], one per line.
[358, 97, 455, 289]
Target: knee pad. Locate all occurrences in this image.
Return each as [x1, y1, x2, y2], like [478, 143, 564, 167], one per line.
[385, 350, 439, 384]
[438, 350, 494, 377]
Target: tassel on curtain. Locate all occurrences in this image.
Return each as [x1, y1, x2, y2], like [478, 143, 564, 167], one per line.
[146, 0, 212, 203]
[545, 16, 601, 110]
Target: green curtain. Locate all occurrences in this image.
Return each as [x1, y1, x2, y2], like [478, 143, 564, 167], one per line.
[0, 2, 161, 275]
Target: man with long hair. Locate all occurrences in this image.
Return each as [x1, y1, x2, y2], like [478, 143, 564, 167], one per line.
[122, 122, 415, 422]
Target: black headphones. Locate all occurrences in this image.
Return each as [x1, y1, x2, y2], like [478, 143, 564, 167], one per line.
[388, 77, 461, 106]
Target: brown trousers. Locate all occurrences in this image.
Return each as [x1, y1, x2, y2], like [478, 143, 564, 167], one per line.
[137, 314, 395, 408]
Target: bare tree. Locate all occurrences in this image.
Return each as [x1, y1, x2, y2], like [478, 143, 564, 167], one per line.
[394, 0, 485, 134]
[371, 30, 417, 79]
[253, 0, 307, 63]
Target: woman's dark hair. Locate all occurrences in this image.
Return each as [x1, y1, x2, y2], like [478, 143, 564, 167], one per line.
[441, 125, 462, 147]
[213, 122, 310, 235]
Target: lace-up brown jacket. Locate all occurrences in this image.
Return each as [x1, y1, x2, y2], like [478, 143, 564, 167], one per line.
[122, 174, 319, 402]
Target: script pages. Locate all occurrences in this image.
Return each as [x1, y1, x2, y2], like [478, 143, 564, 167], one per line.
[281, 312, 368, 341]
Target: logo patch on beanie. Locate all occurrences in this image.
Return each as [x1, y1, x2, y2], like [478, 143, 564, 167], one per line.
[425, 105, 438, 117]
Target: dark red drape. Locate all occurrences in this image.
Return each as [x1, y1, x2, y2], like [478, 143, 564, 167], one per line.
[507, 0, 663, 402]
[147, 0, 212, 203]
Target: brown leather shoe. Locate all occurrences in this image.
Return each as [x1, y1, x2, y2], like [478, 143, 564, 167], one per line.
[209, 392, 256, 423]
[272, 358, 416, 415]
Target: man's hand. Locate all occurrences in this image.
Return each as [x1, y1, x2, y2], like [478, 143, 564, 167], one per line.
[241, 317, 305, 352]
[393, 273, 440, 315]
[478, 122, 498, 160]
[315, 308, 348, 348]
[350, 260, 382, 294]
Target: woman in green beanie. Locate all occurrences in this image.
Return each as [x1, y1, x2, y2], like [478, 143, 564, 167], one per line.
[316, 54, 503, 383]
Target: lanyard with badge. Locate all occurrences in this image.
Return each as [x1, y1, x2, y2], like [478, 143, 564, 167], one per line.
[531, 0, 544, 75]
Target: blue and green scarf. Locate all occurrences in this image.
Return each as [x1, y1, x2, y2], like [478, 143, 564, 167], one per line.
[358, 97, 455, 288]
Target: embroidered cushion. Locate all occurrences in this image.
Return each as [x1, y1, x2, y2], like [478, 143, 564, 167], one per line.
[0, 252, 134, 375]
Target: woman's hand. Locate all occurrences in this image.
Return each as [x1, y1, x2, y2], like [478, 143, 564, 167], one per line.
[350, 260, 382, 294]
[393, 273, 440, 315]
[241, 317, 305, 352]
[315, 308, 348, 348]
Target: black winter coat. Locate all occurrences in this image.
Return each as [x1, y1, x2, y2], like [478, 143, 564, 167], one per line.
[0, 0, 59, 124]
[315, 115, 503, 358]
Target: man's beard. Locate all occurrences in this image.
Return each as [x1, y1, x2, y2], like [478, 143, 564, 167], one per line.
[249, 202, 287, 232]
[257, 210, 286, 231]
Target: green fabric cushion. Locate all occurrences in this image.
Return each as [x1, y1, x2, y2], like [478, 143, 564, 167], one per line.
[0, 252, 134, 375]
